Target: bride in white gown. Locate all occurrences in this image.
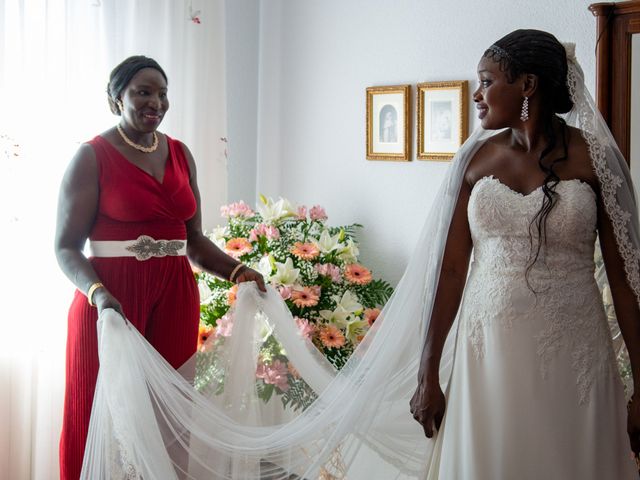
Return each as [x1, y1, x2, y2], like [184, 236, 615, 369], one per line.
[411, 29, 639, 479]
[81, 30, 639, 480]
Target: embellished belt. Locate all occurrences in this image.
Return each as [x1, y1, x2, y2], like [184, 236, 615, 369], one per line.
[90, 235, 187, 261]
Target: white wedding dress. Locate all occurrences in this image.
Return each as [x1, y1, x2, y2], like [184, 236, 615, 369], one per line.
[427, 175, 637, 479]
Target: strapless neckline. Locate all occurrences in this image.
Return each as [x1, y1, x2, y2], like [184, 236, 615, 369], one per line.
[474, 175, 596, 200]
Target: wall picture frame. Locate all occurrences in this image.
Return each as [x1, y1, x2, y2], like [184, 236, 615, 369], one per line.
[417, 80, 468, 161]
[366, 85, 411, 161]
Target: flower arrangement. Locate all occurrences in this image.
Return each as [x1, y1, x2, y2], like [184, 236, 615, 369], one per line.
[195, 196, 393, 411]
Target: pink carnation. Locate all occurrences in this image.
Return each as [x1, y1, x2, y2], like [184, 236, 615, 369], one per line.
[296, 206, 308, 220]
[249, 223, 280, 242]
[309, 205, 327, 221]
[278, 285, 293, 300]
[215, 314, 234, 338]
[220, 201, 254, 218]
[295, 317, 315, 339]
[315, 263, 342, 283]
[256, 359, 290, 391]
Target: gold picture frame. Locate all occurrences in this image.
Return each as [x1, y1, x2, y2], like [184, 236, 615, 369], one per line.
[366, 85, 411, 161]
[417, 80, 468, 161]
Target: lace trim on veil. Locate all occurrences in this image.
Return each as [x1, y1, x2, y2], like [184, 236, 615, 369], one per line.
[565, 43, 640, 306]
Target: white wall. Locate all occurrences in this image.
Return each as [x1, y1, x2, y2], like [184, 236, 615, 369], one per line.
[230, 0, 598, 285]
[225, 0, 260, 209]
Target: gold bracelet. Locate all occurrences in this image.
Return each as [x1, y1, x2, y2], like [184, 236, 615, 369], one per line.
[87, 282, 105, 307]
[229, 264, 245, 282]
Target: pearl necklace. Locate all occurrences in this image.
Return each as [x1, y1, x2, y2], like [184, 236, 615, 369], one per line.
[116, 124, 159, 153]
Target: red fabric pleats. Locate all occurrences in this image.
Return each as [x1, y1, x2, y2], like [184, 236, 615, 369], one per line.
[59, 256, 199, 480]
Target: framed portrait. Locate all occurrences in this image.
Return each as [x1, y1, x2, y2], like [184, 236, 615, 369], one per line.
[417, 80, 469, 161]
[366, 85, 411, 161]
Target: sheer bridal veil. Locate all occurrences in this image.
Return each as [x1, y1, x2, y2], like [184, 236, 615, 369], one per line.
[80, 44, 639, 479]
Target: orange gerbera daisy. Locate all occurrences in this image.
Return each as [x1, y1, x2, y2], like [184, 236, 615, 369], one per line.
[344, 263, 373, 285]
[197, 323, 214, 352]
[318, 324, 346, 349]
[290, 242, 320, 260]
[227, 284, 239, 306]
[224, 237, 253, 258]
[291, 286, 321, 308]
[364, 307, 381, 326]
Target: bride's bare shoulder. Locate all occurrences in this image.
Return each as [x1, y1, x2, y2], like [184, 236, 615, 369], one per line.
[464, 131, 511, 185]
[565, 126, 598, 182]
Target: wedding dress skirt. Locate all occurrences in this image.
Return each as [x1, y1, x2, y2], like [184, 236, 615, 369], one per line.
[427, 176, 637, 479]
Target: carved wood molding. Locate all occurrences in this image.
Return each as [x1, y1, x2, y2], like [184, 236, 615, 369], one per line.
[590, 1, 640, 163]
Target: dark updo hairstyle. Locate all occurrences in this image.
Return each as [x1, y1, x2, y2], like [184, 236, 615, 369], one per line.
[484, 29, 574, 288]
[107, 55, 168, 115]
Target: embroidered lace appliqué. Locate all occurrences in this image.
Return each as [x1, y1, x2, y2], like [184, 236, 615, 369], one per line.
[462, 177, 616, 404]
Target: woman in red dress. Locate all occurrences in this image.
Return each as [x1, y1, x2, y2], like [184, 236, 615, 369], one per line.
[54, 55, 265, 480]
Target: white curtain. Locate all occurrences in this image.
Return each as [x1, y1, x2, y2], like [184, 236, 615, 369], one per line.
[0, 1, 226, 478]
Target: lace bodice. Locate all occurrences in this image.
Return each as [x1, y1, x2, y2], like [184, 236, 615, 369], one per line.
[469, 175, 597, 277]
[461, 175, 616, 404]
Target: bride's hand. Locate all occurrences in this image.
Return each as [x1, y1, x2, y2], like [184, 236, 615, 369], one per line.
[410, 379, 446, 438]
[628, 395, 640, 457]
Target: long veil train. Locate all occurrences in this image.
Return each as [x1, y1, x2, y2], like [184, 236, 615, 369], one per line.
[80, 44, 639, 479]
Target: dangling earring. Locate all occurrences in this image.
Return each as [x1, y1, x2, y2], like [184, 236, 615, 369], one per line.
[117, 100, 125, 114]
[520, 96, 529, 122]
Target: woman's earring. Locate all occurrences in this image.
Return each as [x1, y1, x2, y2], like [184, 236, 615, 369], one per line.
[520, 96, 529, 122]
[118, 100, 125, 114]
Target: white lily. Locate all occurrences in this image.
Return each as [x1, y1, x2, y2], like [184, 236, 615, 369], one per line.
[197, 280, 213, 304]
[344, 318, 368, 344]
[209, 226, 228, 250]
[313, 230, 344, 254]
[257, 254, 275, 279]
[270, 257, 300, 286]
[256, 196, 296, 223]
[256, 312, 274, 342]
[319, 290, 363, 328]
[338, 238, 360, 263]
[333, 290, 363, 314]
[319, 306, 352, 327]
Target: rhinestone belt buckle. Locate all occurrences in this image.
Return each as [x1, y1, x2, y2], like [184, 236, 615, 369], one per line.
[125, 235, 185, 261]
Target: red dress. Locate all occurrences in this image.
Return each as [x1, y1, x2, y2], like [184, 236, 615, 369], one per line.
[59, 135, 200, 480]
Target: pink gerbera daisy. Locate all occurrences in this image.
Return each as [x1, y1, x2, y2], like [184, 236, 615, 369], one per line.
[290, 242, 320, 260]
[291, 286, 321, 308]
[224, 237, 252, 258]
[318, 325, 346, 349]
[344, 263, 373, 285]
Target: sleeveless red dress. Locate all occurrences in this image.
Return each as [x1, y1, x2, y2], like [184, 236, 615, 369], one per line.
[59, 135, 200, 480]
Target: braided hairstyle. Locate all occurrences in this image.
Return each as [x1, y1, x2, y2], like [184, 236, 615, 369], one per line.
[484, 29, 574, 286]
[107, 55, 168, 115]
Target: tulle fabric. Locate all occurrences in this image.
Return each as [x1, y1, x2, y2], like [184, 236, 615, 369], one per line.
[80, 45, 638, 479]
